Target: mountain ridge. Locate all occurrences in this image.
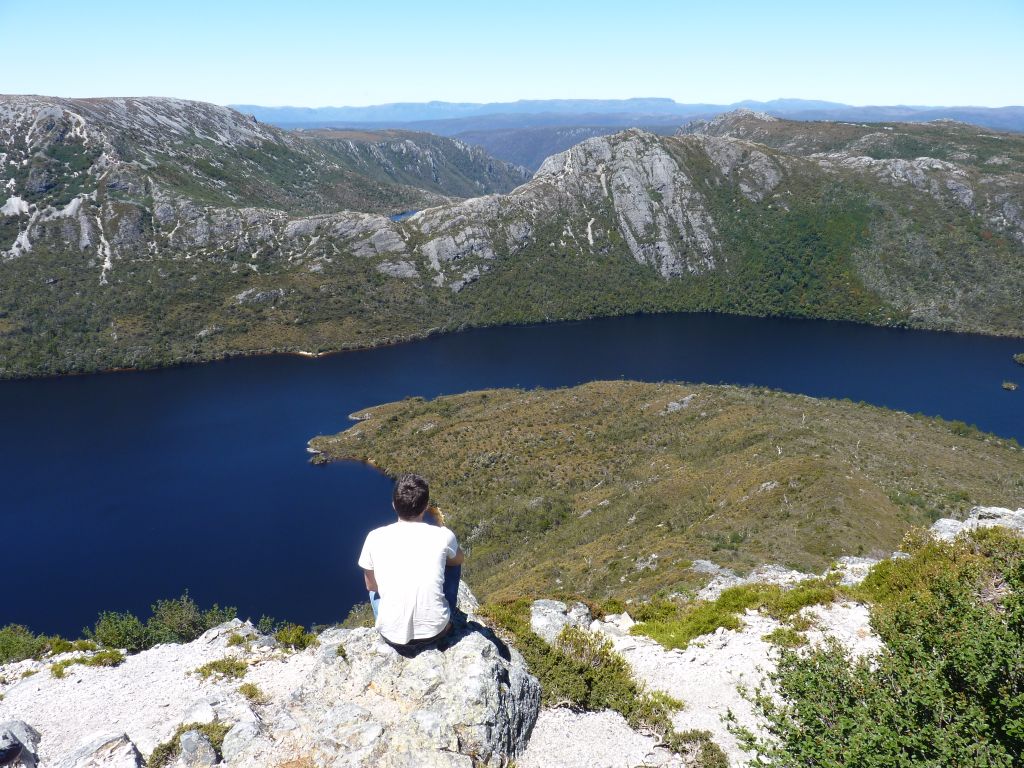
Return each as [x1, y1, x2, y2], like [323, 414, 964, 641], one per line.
[1, 96, 1023, 378]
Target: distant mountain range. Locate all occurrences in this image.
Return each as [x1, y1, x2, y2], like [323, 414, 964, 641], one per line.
[232, 98, 1024, 134]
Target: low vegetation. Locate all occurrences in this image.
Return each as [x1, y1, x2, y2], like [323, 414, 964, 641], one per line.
[194, 657, 249, 680]
[50, 649, 125, 678]
[89, 592, 236, 653]
[0, 593, 237, 665]
[273, 623, 319, 651]
[482, 599, 727, 767]
[739, 527, 1024, 766]
[0, 626, 48, 663]
[760, 626, 807, 649]
[630, 579, 842, 650]
[341, 602, 375, 629]
[310, 381, 1024, 603]
[147, 721, 231, 768]
[238, 682, 268, 704]
[1015, 353, 1024, 366]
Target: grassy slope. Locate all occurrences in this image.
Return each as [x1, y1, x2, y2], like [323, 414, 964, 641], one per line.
[309, 381, 1024, 603]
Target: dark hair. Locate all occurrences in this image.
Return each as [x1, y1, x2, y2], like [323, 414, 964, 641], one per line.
[393, 473, 430, 520]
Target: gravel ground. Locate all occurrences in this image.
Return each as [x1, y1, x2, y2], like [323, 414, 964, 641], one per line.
[518, 708, 688, 768]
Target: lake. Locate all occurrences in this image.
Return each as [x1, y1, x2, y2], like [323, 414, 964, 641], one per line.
[1, 312, 1022, 636]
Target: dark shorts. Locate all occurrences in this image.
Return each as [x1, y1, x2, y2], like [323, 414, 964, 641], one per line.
[382, 621, 452, 654]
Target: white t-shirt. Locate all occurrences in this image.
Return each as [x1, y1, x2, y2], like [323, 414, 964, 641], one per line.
[357, 520, 458, 644]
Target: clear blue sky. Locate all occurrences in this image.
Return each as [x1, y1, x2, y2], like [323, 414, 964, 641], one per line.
[1, 0, 1021, 107]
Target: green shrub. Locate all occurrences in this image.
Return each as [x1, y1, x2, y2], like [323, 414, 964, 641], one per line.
[948, 419, 975, 436]
[194, 658, 248, 679]
[147, 592, 236, 645]
[762, 627, 807, 648]
[482, 599, 727, 767]
[147, 721, 231, 768]
[86, 648, 125, 667]
[1013, 353, 1024, 366]
[226, 633, 247, 647]
[340, 603, 374, 629]
[238, 682, 267, 704]
[274, 623, 318, 651]
[628, 597, 681, 623]
[86, 594, 236, 653]
[0, 625, 50, 663]
[739, 528, 1024, 766]
[597, 598, 626, 616]
[48, 638, 98, 654]
[91, 611, 149, 652]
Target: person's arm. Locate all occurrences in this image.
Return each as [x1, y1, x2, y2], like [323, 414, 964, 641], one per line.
[363, 569, 378, 593]
[447, 546, 464, 566]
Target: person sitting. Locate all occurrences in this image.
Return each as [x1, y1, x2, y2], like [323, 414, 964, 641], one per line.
[357, 473, 465, 650]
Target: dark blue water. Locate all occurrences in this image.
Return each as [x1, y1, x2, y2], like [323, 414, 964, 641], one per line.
[1, 313, 1021, 636]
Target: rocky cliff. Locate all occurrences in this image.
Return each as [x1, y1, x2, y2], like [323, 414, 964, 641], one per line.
[2, 98, 1023, 377]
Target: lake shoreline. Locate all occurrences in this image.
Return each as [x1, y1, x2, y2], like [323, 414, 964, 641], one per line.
[4, 307, 1023, 384]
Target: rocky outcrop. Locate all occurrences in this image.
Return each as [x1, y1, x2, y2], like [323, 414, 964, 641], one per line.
[0, 721, 40, 768]
[528, 600, 592, 644]
[929, 505, 1024, 541]
[0, 587, 539, 768]
[54, 734, 143, 768]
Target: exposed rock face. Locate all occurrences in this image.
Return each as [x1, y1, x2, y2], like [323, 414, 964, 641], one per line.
[234, 287, 285, 305]
[694, 562, 816, 601]
[528, 600, 592, 644]
[178, 730, 217, 767]
[233, 625, 540, 767]
[534, 131, 719, 277]
[53, 734, 143, 768]
[930, 505, 1024, 541]
[0, 587, 539, 768]
[0, 721, 40, 768]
